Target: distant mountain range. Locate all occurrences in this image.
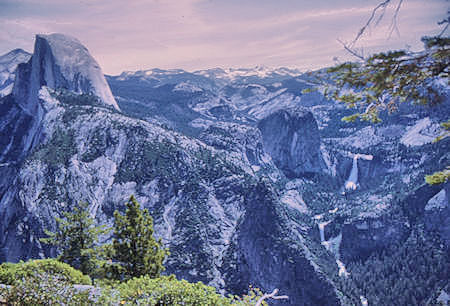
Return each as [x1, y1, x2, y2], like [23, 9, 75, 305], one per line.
[0, 34, 448, 305]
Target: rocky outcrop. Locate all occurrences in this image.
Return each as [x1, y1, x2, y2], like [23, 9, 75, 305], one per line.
[0, 33, 120, 180]
[340, 214, 410, 262]
[0, 94, 341, 304]
[1, 33, 448, 305]
[229, 181, 340, 305]
[13, 33, 119, 113]
[424, 183, 450, 246]
[258, 107, 325, 178]
[0, 33, 119, 262]
[200, 122, 275, 172]
[0, 49, 31, 97]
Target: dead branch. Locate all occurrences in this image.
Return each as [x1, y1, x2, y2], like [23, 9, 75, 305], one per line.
[343, 0, 448, 59]
[437, 13, 449, 37]
[350, 0, 392, 48]
[388, 0, 404, 38]
[255, 288, 289, 306]
[338, 39, 365, 60]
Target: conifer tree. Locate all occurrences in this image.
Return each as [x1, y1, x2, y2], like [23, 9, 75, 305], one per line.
[314, 10, 449, 185]
[40, 201, 109, 277]
[110, 195, 168, 281]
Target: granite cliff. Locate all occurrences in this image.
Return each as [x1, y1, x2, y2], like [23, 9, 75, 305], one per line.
[0, 33, 448, 305]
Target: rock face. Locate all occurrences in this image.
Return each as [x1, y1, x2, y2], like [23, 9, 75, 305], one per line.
[0, 35, 341, 305]
[200, 122, 274, 171]
[1, 33, 449, 305]
[0, 49, 31, 97]
[0, 90, 339, 305]
[425, 183, 450, 246]
[229, 182, 340, 306]
[1, 33, 120, 174]
[340, 214, 410, 262]
[0, 34, 121, 262]
[258, 107, 325, 178]
[13, 34, 119, 113]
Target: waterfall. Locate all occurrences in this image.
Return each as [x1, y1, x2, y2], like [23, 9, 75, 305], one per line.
[329, 207, 338, 214]
[345, 153, 373, 191]
[345, 155, 359, 190]
[315, 217, 350, 279]
[336, 259, 350, 277]
[360, 296, 369, 306]
[318, 220, 331, 242]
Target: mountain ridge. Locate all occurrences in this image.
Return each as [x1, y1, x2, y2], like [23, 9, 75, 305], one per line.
[0, 34, 448, 305]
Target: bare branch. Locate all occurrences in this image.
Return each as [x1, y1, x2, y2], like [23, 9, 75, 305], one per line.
[255, 288, 289, 306]
[337, 39, 365, 60]
[350, 0, 392, 48]
[388, 0, 404, 39]
[437, 15, 449, 37]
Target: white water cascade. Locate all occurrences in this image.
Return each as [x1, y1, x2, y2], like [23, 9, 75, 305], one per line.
[360, 295, 369, 306]
[318, 220, 331, 242]
[344, 153, 373, 191]
[336, 259, 350, 277]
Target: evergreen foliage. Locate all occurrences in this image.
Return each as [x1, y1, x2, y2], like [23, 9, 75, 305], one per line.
[315, 32, 449, 185]
[0, 271, 93, 306]
[0, 259, 91, 285]
[98, 275, 268, 305]
[336, 230, 449, 305]
[425, 166, 450, 185]
[321, 36, 449, 123]
[110, 195, 168, 281]
[40, 202, 109, 278]
[102, 275, 230, 305]
[31, 128, 76, 170]
[427, 119, 450, 185]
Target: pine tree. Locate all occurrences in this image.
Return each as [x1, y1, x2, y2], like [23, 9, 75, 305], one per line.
[316, 30, 449, 185]
[110, 195, 168, 281]
[40, 201, 109, 277]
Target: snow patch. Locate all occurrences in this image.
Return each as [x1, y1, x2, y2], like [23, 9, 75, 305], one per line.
[251, 165, 261, 172]
[329, 207, 338, 214]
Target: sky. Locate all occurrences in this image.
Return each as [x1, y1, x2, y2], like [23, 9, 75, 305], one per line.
[0, 0, 448, 75]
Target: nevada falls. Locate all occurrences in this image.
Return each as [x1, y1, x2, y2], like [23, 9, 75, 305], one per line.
[0, 34, 448, 305]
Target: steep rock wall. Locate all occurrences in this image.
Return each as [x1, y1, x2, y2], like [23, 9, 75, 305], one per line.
[258, 107, 326, 178]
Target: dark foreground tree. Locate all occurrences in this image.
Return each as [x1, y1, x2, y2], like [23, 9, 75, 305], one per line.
[110, 195, 168, 281]
[40, 201, 109, 277]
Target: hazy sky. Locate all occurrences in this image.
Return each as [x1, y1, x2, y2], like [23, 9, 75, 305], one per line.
[0, 0, 448, 75]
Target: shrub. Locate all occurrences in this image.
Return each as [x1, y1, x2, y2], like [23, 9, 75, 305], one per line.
[98, 275, 267, 306]
[0, 259, 91, 286]
[0, 271, 93, 305]
[107, 275, 230, 305]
